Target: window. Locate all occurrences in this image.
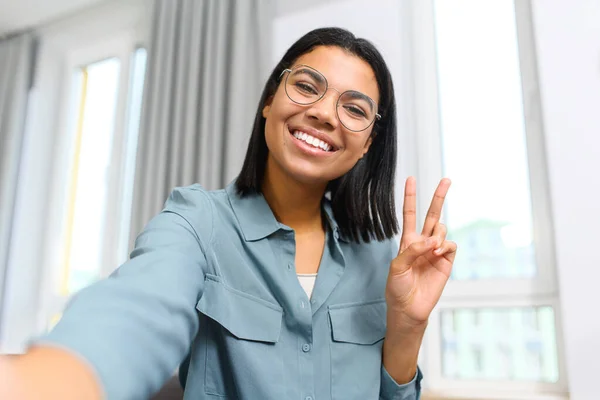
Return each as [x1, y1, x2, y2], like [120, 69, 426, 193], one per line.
[440, 307, 558, 382]
[0, 2, 148, 354]
[411, 0, 567, 397]
[41, 34, 147, 331]
[58, 47, 146, 296]
[62, 57, 122, 295]
[436, 0, 536, 283]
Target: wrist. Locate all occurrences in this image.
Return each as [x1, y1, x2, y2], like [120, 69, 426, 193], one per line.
[384, 325, 426, 350]
[382, 331, 423, 384]
[386, 308, 429, 336]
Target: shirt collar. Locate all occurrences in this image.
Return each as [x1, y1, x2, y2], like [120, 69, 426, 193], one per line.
[322, 197, 348, 243]
[226, 181, 348, 243]
[226, 182, 282, 241]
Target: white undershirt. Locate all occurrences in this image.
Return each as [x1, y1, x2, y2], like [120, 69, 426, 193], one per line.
[297, 273, 317, 299]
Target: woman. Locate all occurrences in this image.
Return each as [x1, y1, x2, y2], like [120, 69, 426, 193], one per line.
[1, 27, 456, 400]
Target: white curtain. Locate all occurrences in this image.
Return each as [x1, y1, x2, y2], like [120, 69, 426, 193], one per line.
[129, 0, 273, 245]
[0, 32, 37, 322]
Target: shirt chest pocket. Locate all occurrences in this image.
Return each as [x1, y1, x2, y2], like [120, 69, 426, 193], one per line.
[196, 275, 285, 398]
[328, 299, 387, 400]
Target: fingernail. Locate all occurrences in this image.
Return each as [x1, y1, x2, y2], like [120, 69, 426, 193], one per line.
[434, 247, 443, 255]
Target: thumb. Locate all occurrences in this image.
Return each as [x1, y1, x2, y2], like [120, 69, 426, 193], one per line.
[390, 237, 439, 275]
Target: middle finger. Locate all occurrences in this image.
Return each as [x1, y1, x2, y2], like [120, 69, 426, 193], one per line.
[421, 178, 451, 236]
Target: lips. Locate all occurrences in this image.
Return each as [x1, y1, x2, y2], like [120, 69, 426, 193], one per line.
[287, 125, 339, 151]
[291, 130, 333, 152]
[286, 127, 338, 158]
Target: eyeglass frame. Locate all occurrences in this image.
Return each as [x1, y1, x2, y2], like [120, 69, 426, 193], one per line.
[278, 65, 382, 132]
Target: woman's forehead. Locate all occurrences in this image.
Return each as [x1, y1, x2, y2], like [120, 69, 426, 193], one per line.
[292, 46, 379, 102]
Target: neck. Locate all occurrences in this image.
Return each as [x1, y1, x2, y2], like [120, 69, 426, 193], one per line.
[262, 156, 327, 234]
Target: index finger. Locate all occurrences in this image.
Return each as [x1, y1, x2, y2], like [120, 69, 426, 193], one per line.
[402, 176, 417, 236]
[421, 178, 451, 236]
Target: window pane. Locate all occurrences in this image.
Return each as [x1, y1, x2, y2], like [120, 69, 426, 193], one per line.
[441, 307, 559, 382]
[434, 0, 536, 279]
[63, 57, 121, 294]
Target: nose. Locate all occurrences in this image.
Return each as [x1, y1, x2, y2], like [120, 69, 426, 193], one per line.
[305, 89, 339, 129]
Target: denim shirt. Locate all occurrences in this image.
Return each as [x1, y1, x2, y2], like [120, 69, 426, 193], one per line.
[39, 183, 423, 400]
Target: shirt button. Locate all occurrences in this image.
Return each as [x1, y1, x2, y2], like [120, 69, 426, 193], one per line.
[300, 300, 306, 309]
[287, 263, 293, 270]
[306, 396, 313, 400]
[302, 343, 311, 352]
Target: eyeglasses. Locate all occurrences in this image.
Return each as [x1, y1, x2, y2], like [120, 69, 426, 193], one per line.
[278, 65, 381, 132]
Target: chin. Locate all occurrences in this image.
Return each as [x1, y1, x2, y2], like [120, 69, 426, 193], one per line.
[287, 166, 331, 185]
[285, 159, 349, 187]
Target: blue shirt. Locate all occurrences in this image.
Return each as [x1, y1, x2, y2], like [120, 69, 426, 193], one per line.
[39, 183, 423, 399]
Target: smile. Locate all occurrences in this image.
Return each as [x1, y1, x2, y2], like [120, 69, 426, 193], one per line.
[290, 130, 334, 152]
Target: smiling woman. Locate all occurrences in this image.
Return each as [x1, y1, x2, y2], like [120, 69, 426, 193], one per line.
[1, 27, 456, 400]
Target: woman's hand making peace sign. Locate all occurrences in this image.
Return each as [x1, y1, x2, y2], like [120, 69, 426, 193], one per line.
[385, 177, 458, 330]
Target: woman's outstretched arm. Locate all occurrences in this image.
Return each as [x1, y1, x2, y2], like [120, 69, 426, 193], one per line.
[1, 186, 213, 400]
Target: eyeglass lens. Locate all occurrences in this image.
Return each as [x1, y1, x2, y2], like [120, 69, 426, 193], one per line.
[285, 66, 377, 132]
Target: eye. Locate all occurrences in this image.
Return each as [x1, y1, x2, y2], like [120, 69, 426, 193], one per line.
[343, 104, 368, 118]
[295, 82, 319, 95]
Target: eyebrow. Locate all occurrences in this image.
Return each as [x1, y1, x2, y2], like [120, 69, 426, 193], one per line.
[294, 67, 327, 87]
[343, 90, 375, 112]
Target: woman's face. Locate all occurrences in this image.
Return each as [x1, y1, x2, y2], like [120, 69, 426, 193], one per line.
[262, 46, 380, 185]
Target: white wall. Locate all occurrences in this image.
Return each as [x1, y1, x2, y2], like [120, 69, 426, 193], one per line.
[0, 0, 105, 36]
[531, 1, 600, 399]
[273, 0, 341, 17]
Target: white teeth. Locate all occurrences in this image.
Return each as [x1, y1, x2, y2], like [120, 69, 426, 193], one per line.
[292, 130, 333, 152]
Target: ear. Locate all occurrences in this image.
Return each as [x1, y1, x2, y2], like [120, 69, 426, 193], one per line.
[262, 96, 274, 118]
[360, 136, 373, 158]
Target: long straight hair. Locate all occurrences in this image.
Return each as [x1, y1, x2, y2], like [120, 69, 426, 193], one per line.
[236, 27, 398, 243]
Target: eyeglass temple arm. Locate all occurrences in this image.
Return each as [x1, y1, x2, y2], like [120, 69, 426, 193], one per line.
[279, 69, 292, 79]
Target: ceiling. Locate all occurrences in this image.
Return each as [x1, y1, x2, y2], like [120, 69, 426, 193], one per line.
[0, 0, 105, 36]
[0, 0, 349, 37]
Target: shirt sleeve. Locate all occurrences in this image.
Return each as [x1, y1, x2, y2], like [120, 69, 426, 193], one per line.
[380, 365, 423, 400]
[32, 187, 212, 400]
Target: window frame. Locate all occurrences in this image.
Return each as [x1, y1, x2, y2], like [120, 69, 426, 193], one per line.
[36, 30, 144, 334]
[406, 0, 568, 397]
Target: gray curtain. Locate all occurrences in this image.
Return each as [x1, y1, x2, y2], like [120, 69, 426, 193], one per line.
[0, 32, 36, 318]
[130, 0, 273, 244]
